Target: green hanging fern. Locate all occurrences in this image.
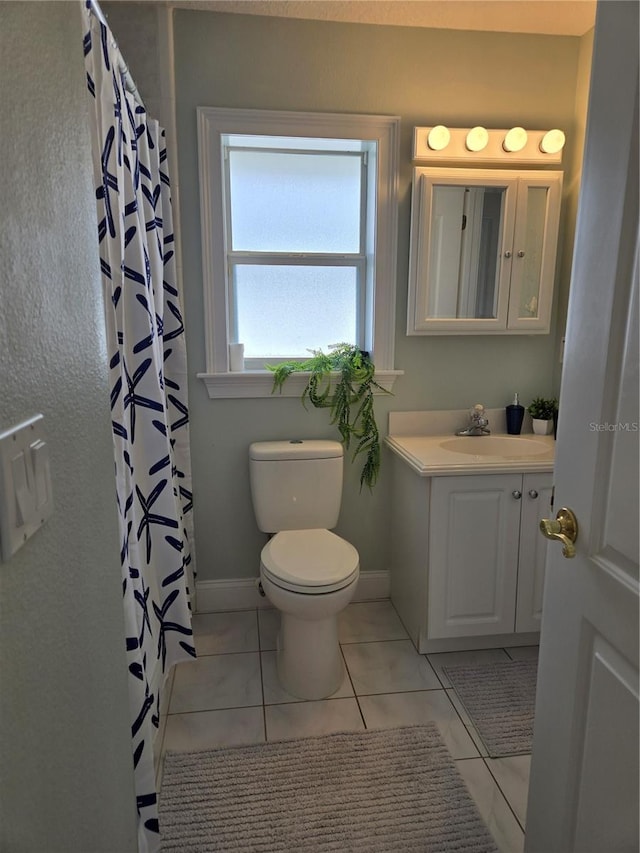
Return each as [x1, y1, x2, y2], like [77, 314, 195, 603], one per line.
[268, 343, 390, 490]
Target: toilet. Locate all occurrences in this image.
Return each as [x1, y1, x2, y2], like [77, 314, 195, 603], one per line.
[249, 439, 360, 700]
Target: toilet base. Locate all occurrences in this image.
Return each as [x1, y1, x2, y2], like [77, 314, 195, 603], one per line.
[259, 566, 358, 701]
[277, 612, 344, 700]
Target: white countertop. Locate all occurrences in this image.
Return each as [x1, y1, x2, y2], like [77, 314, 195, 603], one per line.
[385, 432, 556, 477]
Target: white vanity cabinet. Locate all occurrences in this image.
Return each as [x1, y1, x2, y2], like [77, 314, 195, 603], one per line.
[407, 168, 563, 335]
[389, 456, 553, 652]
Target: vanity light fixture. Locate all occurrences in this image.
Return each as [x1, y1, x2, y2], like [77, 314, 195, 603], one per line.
[413, 126, 566, 164]
[427, 125, 451, 151]
[540, 129, 566, 154]
[465, 126, 489, 152]
[503, 127, 528, 152]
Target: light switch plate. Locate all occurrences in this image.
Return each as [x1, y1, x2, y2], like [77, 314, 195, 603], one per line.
[0, 414, 54, 561]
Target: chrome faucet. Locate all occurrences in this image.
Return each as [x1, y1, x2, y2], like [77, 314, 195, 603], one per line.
[456, 404, 491, 436]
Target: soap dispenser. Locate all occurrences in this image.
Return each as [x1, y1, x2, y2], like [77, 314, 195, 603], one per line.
[506, 393, 525, 435]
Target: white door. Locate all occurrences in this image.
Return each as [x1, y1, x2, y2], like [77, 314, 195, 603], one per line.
[525, 4, 639, 852]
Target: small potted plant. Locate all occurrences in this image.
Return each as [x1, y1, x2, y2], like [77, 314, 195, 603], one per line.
[527, 397, 558, 435]
[268, 343, 389, 490]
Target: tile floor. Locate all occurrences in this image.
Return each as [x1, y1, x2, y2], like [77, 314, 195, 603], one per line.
[159, 599, 539, 853]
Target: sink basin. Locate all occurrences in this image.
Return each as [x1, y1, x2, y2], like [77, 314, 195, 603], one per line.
[440, 436, 550, 458]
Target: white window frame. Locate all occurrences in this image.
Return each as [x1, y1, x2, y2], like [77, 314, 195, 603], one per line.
[196, 108, 402, 398]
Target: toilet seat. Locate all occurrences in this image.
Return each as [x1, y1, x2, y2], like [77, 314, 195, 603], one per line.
[261, 529, 359, 594]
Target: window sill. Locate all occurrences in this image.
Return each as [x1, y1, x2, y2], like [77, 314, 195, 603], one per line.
[197, 369, 404, 399]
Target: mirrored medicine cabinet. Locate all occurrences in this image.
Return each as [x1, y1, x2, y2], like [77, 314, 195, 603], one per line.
[407, 168, 563, 334]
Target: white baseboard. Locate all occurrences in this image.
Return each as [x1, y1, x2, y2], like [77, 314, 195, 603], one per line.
[195, 571, 390, 613]
[353, 570, 389, 601]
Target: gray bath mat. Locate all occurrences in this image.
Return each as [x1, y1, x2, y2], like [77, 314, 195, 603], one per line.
[444, 659, 537, 757]
[160, 724, 498, 852]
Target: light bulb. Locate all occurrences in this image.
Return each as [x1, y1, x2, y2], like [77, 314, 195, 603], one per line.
[540, 129, 566, 154]
[503, 127, 528, 152]
[466, 126, 489, 152]
[427, 125, 450, 151]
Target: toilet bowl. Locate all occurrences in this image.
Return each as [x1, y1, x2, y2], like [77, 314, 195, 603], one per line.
[260, 528, 359, 699]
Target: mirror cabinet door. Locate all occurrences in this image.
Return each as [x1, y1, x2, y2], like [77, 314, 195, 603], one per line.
[411, 170, 517, 332]
[507, 175, 563, 332]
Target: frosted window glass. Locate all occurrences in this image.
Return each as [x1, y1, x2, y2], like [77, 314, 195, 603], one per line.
[229, 151, 362, 253]
[233, 265, 357, 358]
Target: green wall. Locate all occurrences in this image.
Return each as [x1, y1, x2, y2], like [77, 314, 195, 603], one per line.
[173, 10, 585, 583]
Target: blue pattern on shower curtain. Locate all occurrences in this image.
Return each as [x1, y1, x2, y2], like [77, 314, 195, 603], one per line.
[83, 3, 195, 850]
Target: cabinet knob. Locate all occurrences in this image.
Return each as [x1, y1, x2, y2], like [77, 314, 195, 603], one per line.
[512, 490, 522, 499]
[528, 489, 539, 499]
[517, 250, 526, 258]
[504, 250, 512, 258]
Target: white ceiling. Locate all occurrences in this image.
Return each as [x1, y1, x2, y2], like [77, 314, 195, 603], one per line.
[168, 0, 597, 37]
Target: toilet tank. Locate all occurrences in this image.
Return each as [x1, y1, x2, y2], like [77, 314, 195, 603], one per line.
[249, 440, 343, 533]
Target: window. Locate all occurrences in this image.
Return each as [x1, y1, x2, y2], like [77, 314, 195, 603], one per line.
[197, 109, 400, 398]
[227, 139, 364, 362]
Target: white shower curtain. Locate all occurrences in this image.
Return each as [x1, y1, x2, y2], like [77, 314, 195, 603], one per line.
[83, 3, 195, 850]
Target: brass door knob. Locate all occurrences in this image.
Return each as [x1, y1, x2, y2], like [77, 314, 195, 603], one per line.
[540, 507, 579, 558]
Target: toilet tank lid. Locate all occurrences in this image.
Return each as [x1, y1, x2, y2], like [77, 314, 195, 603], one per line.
[249, 439, 343, 461]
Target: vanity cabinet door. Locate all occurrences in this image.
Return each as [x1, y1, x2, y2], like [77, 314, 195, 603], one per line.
[515, 472, 554, 632]
[428, 474, 522, 638]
